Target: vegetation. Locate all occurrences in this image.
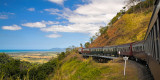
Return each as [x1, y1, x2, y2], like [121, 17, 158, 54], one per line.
[126, 0, 155, 14]
[84, 42, 90, 48]
[89, 0, 155, 48]
[0, 47, 140, 80]
[51, 51, 139, 80]
[0, 52, 66, 80]
[0, 53, 37, 80]
[9, 52, 58, 63]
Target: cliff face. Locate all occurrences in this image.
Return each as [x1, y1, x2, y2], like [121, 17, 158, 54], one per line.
[89, 9, 153, 48]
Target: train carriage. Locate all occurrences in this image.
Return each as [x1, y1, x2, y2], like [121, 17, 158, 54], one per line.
[90, 47, 103, 55]
[143, 0, 160, 79]
[103, 46, 118, 57]
[81, 48, 90, 55]
[132, 41, 147, 61]
[117, 43, 132, 57]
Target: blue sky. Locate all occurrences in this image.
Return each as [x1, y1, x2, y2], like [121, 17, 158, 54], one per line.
[0, 0, 125, 49]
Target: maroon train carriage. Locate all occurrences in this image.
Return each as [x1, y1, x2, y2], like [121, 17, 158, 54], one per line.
[117, 43, 133, 57]
[81, 48, 90, 55]
[132, 41, 147, 61]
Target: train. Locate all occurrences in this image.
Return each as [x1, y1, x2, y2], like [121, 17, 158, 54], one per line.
[78, 41, 144, 59]
[79, 0, 160, 80]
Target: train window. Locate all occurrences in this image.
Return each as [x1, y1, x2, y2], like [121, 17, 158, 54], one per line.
[134, 47, 136, 51]
[140, 46, 142, 51]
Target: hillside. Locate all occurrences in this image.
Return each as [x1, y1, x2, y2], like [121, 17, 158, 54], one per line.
[50, 51, 140, 80]
[89, 6, 153, 47]
[0, 53, 61, 80]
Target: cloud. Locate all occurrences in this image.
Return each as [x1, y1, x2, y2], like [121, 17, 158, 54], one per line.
[2, 25, 22, 30]
[27, 8, 35, 11]
[22, 22, 46, 28]
[48, 0, 64, 5]
[46, 34, 61, 38]
[0, 15, 8, 19]
[0, 12, 15, 19]
[44, 8, 60, 15]
[44, 0, 125, 36]
[42, 20, 59, 25]
[41, 23, 100, 36]
[22, 20, 59, 28]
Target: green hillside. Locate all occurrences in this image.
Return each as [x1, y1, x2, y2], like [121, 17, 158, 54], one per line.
[0, 53, 62, 80]
[0, 50, 140, 80]
[51, 50, 139, 80]
[89, 0, 154, 47]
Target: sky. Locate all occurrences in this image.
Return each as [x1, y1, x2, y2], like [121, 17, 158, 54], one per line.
[0, 0, 125, 49]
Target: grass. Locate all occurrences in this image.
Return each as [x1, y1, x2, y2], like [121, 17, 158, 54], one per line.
[51, 52, 139, 80]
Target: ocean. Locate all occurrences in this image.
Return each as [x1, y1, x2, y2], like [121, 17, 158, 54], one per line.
[0, 49, 65, 53]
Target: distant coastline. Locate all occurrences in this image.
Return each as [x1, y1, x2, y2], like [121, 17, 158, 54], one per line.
[0, 48, 66, 53]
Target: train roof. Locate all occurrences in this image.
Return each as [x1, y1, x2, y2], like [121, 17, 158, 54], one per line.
[103, 45, 117, 48]
[89, 47, 103, 49]
[82, 47, 103, 49]
[132, 40, 144, 45]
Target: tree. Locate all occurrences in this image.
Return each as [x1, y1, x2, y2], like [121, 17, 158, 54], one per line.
[99, 26, 108, 35]
[95, 32, 100, 37]
[90, 37, 93, 43]
[80, 43, 83, 48]
[84, 42, 90, 48]
[124, 0, 141, 12]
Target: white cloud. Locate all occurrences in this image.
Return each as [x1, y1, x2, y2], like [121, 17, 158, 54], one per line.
[0, 15, 8, 19]
[42, 20, 59, 25]
[41, 23, 100, 36]
[46, 34, 61, 38]
[44, 0, 125, 36]
[21, 20, 59, 28]
[22, 22, 46, 28]
[2, 25, 22, 30]
[48, 0, 64, 5]
[0, 12, 15, 19]
[44, 8, 60, 15]
[27, 8, 35, 11]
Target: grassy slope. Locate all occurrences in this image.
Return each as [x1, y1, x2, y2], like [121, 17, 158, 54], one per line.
[51, 52, 138, 80]
[89, 9, 153, 47]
